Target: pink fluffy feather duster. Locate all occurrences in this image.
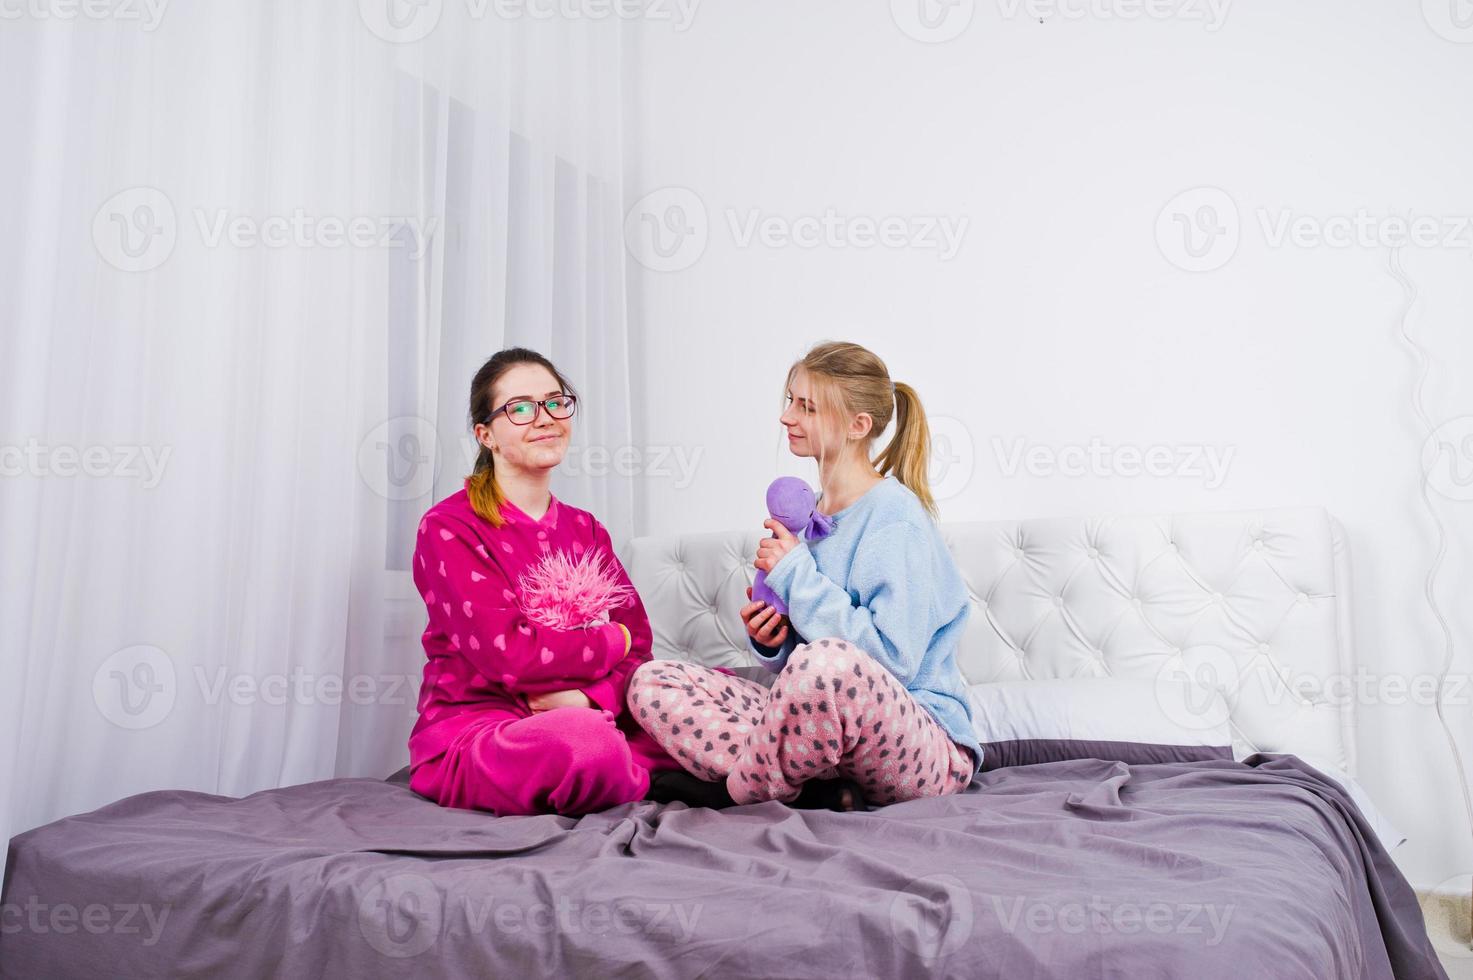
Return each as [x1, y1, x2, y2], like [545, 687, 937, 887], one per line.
[517, 549, 635, 630]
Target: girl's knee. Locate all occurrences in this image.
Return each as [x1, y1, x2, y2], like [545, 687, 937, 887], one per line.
[629, 658, 692, 693]
[779, 638, 861, 685]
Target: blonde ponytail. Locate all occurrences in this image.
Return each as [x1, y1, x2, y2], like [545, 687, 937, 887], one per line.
[873, 381, 937, 518]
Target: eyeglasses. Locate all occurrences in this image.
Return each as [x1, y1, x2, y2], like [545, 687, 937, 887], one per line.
[488, 394, 578, 425]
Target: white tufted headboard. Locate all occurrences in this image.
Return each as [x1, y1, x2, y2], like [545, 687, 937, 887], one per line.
[625, 505, 1358, 776]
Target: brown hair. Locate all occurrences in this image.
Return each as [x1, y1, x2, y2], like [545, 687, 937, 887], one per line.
[785, 341, 937, 518]
[465, 347, 578, 526]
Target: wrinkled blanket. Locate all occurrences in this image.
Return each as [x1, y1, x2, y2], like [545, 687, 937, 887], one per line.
[0, 754, 1446, 979]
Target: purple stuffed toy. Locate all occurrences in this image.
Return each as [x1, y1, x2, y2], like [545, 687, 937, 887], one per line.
[751, 476, 835, 616]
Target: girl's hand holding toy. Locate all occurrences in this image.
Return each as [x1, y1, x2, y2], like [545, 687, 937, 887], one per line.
[742, 585, 790, 647]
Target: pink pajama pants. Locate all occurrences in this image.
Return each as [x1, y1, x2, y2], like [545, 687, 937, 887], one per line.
[627, 638, 976, 806]
[409, 704, 681, 817]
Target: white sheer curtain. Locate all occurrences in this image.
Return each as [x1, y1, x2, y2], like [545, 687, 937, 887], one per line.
[0, 3, 636, 883]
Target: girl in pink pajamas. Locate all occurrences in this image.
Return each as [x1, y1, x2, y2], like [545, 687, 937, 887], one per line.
[407, 348, 681, 817]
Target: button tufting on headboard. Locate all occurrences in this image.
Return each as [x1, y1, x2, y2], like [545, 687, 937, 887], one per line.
[624, 506, 1357, 776]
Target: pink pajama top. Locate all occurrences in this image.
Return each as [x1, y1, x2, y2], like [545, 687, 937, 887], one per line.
[407, 486, 654, 771]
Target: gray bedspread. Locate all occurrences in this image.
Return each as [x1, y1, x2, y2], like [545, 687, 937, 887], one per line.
[0, 754, 1447, 979]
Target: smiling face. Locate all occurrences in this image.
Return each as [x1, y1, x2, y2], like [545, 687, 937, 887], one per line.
[780, 366, 872, 465]
[474, 363, 573, 475]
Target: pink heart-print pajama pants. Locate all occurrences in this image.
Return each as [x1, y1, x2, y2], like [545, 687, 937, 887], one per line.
[626, 638, 975, 806]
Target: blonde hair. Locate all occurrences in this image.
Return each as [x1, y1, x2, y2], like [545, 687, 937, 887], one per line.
[785, 341, 937, 519]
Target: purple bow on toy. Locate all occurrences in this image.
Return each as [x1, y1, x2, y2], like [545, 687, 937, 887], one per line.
[751, 476, 831, 616]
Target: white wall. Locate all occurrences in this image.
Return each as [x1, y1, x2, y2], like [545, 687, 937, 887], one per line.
[621, 0, 1473, 889]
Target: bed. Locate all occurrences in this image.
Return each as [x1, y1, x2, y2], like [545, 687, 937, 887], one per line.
[0, 505, 1449, 978]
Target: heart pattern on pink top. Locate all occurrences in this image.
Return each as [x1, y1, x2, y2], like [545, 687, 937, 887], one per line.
[493, 634, 506, 651]
[540, 648, 554, 664]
